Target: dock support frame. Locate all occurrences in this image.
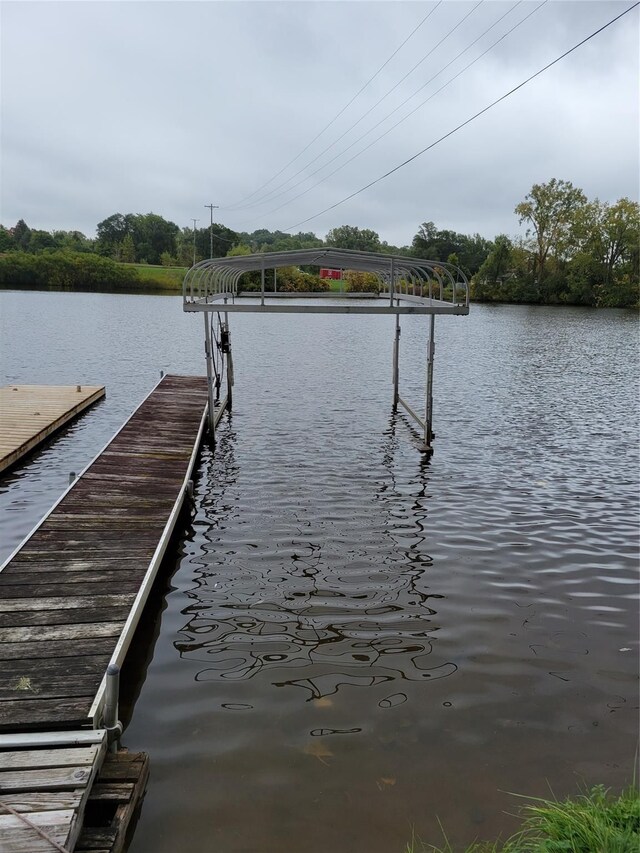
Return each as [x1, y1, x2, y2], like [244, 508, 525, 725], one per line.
[392, 311, 400, 409]
[224, 307, 233, 411]
[204, 312, 216, 441]
[424, 314, 435, 452]
[394, 314, 436, 455]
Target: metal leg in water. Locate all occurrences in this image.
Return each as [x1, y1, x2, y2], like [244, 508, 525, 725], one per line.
[392, 311, 400, 409]
[224, 310, 233, 410]
[424, 314, 435, 452]
[204, 312, 216, 441]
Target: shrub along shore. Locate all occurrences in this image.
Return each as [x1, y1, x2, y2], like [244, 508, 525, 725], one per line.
[0, 251, 183, 293]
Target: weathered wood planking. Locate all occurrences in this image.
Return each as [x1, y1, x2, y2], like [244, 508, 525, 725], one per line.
[0, 385, 105, 474]
[0, 375, 215, 731]
[0, 730, 107, 853]
[76, 751, 149, 853]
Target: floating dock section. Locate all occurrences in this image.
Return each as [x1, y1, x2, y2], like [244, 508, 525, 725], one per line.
[0, 374, 226, 852]
[0, 385, 105, 474]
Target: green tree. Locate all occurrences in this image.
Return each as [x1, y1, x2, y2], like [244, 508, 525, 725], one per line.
[27, 230, 57, 252]
[0, 225, 15, 252]
[128, 213, 179, 265]
[120, 233, 136, 263]
[412, 222, 491, 275]
[52, 230, 94, 253]
[476, 235, 513, 284]
[515, 178, 587, 297]
[96, 213, 132, 257]
[412, 221, 438, 255]
[597, 198, 639, 289]
[325, 225, 381, 252]
[12, 219, 31, 251]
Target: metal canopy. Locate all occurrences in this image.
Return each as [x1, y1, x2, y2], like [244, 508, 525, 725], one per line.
[183, 247, 469, 315]
[183, 248, 471, 454]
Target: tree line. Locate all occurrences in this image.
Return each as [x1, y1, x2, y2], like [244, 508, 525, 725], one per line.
[0, 178, 637, 306]
[475, 180, 638, 308]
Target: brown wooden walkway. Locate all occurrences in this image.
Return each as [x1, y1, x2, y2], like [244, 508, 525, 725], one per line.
[0, 375, 214, 733]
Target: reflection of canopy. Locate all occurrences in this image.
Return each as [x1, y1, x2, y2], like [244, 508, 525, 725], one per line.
[183, 247, 469, 315]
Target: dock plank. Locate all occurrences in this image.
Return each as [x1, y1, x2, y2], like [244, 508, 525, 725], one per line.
[0, 810, 75, 852]
[0, 674, 104, 702]
[0, 699, 102, 728]
[0, 622, 126, 644]
[0, 791, 83, 812]
[0, 747, 99, 770]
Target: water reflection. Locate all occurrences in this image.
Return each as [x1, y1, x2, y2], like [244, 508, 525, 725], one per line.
[174, 413, 456, 701]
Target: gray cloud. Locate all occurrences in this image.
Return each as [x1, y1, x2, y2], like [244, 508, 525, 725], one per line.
[1, 1, 638, 246]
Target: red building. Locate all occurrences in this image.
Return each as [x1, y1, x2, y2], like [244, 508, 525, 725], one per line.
[319, 268, 342, 280]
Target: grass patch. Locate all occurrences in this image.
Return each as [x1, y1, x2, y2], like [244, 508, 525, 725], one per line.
[119, 263, 187, 289]
[406, 785, 639, 853]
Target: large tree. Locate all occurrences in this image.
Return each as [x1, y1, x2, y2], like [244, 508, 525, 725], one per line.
[412, 221, 491, 275]
[96, 213, 133, 256]
[128, 213, 179, 265]
[515, 178, 587, 294]
[11, 219, 31, 251]
[325, 225, 380, 252]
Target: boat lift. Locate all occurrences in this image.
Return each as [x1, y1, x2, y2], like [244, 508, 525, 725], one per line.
[183, 248, 469, 453]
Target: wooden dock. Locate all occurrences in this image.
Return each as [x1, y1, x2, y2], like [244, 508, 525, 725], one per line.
[0, 374, 225, 852]
[0, 385, 106, 474]
[0, 729, 107, 853]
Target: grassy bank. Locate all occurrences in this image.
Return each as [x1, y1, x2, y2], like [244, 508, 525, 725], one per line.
[120, 262, 186, 290]
[0, 251, 186, 293]
[407, 785, 639, 853]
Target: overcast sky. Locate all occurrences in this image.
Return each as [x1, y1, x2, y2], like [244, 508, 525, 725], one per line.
[1, 1, 638, 246]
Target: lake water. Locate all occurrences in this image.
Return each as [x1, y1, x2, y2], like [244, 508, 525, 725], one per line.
[1, 290, 638, 851]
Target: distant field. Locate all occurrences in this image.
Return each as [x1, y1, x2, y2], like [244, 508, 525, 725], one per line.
[120, 263, 187, 290]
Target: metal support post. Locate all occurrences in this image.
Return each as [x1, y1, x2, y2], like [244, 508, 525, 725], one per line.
[392, 312, 400, 408]
[274, 268, 277, 293]
[389, 257, 395, 307]
[104, 664, 123, 752]
[424, 314, 435, 451]
[261, 260, 265, 306]
[224, 309, 233, 410]
[204, 312, 216, 441]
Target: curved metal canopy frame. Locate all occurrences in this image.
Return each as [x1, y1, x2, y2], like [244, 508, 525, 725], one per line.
[183, 247, 469, 316]
[183, 248, 470, 454]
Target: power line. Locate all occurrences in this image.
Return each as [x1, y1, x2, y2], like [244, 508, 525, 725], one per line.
[241, 0, 532, 221]
[224, 2, 443, 209]
[228, 0, 484, 213]
[283, 1, 639, 233]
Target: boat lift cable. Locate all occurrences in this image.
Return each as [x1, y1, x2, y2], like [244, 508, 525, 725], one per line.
[228, 0, 485, 213]
[223, 2, 443, 210]
[240, 0, 540, 224]
[282, 1, 639, 233]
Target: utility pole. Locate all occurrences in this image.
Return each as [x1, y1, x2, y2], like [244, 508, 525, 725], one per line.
[204, 203, 219, 259]
[191, 218, 199, 267]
